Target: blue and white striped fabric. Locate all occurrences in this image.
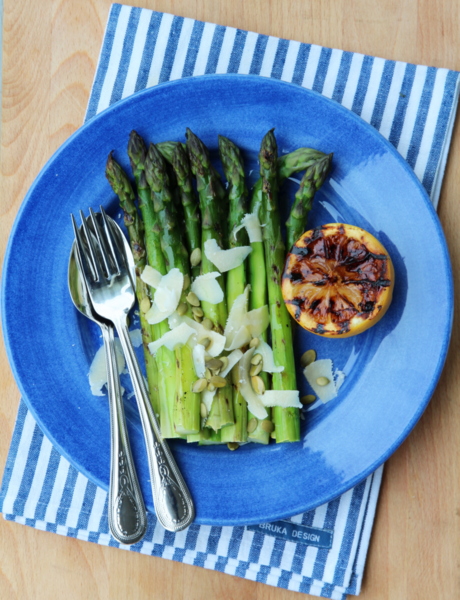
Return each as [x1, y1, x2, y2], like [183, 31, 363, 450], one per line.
[1, 5, 459, 599]
[1, 401, 383, 599]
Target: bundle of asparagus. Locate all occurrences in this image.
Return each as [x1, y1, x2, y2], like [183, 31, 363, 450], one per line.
[106, 129, 332, 448]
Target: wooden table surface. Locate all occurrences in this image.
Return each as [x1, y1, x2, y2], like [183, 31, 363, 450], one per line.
[1, 1, 459, 599]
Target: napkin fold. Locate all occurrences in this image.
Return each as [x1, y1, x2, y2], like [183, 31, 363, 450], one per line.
[1, 4, 459, 599]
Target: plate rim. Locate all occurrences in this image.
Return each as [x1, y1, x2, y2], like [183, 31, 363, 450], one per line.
[1, 73, 454, 525]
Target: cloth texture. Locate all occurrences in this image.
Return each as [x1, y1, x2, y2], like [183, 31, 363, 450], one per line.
[1, 4, 459, 599]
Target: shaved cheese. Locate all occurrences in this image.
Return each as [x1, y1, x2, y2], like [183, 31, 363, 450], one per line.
[141, 265, 163, 288]
[192, 344, 206, 378]
[238, 348, 268, 420]
[168, 314, 226, 357]
[191, 272, 224, 304]
[88, 340, 125, 397]
[245, 306, 270, 338]
[154, 286, 177, 313]
[260, 390, 302, 408]
[145, 268, 183, 324]
[226, 325, 251, 351]
[198, 330, 226, 358]
[303, 359, 338, 403]
[145, 303, 172, 325]
[224, 287, 270, 350]
[202, 389, 216, 413]
[224, 286, 249, 348]
[154, 269, 183, 311]
[204, 238, 252, 273]
[88, 347, 109, 396]
[254, 340, 284, 373]
[168, 312, 184, 330]
[234, 208, 262, 243]
[148, 322, 195, 355]
[220, 349, 244, 377]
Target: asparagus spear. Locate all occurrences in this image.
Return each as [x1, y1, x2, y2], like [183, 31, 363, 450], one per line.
[246, 216, 272, 445]
[168, 143, 202, 277]
[144, 143, 201, 436]
[249, 148, 331, 311]
[158, 140, 226, 232]
[218, 135, 249, 308]
[127, 131, 179, 439]
[186, 128, 228, 301]
[259, 130, 300, 443]
[158, 139, 227, 440]
[285, 152, 333, 250]
[246, 146, 333, 443]
[186, 128, 233, 432]
[157, 142, 199, 243]
[105, 152, 160, 418]
[218, 135, 248, 444]
[137, 137, 226, 441]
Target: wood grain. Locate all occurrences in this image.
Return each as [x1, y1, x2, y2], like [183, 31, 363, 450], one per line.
[1, 1, 460, 599]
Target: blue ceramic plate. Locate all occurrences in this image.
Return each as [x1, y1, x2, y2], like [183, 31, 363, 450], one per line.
[2, 75, 453, 526]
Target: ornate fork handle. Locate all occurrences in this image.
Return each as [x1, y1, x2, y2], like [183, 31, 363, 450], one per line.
[113, 315, 195, 532]
[102, 323, 148, 544]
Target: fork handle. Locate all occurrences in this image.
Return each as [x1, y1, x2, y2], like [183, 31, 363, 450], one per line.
[113, 317, 195, 532]
[102, 323, 148, 544]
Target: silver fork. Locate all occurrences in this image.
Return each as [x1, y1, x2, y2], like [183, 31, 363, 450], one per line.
[69, 216, 147, 545]
[71, 207, 195, 532]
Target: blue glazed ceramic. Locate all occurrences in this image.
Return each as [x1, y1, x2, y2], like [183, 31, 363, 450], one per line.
[1, 75, 453, 525]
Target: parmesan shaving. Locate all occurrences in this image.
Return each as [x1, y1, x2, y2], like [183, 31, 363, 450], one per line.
[145, 303, 172, 325]
[224, 287, 270, 350]
[238, 348, 268, 420]
[168, 314, 226, 357]
[88, 340, 125, 397]
[140, 265, 163, 288]
[224, 286, 249, 349]
[220, 349, 244, 377]
[245, 306, 270, 338]
[225, 325, 251, 351]
[192, 344, 206, 378]
[237, 209, 263, 243]
[154, 286, 177, 313]
[260, 390, 302, 408]
[204, 238, 252, 272]
[88, 347, 109, 397]
[191, 272, 224, 304]
[303, 359, 338, 403]
[145, 268, 183, 324]
[154, 269, 183, 311]
[202, 389, 216, 413]
[254, 340, 284, 373]
[148, 322, 195, 355]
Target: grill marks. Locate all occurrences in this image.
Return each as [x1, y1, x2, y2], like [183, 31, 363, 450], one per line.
[283, 225, 393, 333]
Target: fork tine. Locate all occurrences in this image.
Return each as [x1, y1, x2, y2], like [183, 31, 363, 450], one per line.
[89, 208, 114, 279]
[71, 213, 97, 282]
[100, 207, 122, 276]
[80, 210, 104, 282]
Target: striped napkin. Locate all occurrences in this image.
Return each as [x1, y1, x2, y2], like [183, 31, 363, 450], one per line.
[1, 5, 459, 599]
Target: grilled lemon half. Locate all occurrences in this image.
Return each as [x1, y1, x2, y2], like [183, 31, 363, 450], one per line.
[282, 223, 394, 338]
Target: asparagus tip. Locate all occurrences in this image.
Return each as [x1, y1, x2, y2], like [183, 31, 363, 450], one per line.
[106, 150, 115, 169]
